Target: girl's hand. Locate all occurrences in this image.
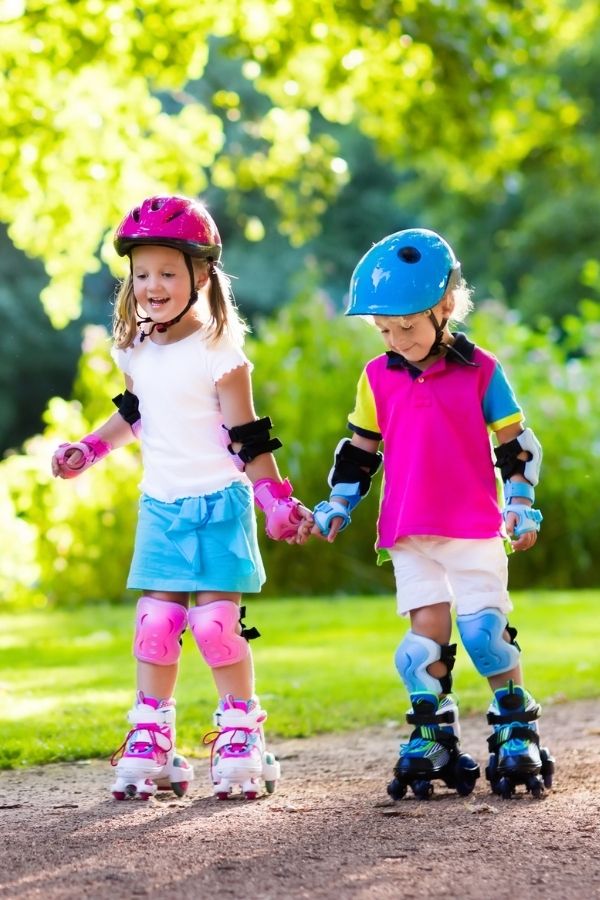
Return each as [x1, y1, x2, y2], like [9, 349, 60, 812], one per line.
[288, 505, 315, 545]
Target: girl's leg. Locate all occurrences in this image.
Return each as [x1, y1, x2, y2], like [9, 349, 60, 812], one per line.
[136, 590, 189, 698]
[188, 592, 280, 799]
[190, 591, 254, 698]
[110, 591, 193, 801]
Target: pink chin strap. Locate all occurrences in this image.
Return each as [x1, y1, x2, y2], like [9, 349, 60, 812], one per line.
[253, 478, 304, 541]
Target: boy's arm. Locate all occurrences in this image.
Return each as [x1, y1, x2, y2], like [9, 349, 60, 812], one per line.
[495, 422, 542, 552]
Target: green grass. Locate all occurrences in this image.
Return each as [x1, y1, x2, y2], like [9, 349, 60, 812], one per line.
[1, 591, 599, 768]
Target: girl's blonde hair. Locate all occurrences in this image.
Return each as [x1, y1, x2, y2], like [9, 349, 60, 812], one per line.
[112, 258, 248, 349]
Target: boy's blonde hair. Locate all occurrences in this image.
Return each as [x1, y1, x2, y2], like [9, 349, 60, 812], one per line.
[112, 259, 248, 349]
[447, 279, 474, 324]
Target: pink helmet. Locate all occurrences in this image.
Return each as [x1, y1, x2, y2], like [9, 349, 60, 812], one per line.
[114, 195, 222, 260]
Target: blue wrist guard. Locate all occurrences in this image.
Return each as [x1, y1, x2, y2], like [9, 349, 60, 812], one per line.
[313, 482, 362, 536]
[503, 503, 543, 537]
[504, 481, 535, 503]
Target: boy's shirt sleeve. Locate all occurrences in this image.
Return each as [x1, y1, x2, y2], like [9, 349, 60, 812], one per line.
[348, 368, 382, 439]
[483, 360, 524, 432]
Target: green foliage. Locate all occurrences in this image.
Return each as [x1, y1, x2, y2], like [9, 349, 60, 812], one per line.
[1, 591, 597, 768]
[3, 293, 600, 603]
[1, 327, 139, 606]
[1, 0, 587, 324]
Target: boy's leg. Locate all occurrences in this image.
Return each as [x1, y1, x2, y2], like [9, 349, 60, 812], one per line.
[451, 540, 554, 797]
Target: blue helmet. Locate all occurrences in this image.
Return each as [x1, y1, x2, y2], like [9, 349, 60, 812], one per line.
[346, 228, 460, 317]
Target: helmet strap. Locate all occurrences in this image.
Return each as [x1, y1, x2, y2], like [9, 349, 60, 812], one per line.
[415, 310, 448, 362]
[134, 252, 201, 343]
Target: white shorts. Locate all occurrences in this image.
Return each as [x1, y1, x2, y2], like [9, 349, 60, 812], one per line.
[389, 536, 511, 618]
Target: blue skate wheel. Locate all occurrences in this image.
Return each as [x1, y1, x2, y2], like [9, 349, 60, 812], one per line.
[387, 777, 407, 800]
[454, 755, 480, 797]
[527, 774, 544, 799]
[412, 779, 434, 800]
[497, 776, 514, 800]
[540, 747, 555, 789]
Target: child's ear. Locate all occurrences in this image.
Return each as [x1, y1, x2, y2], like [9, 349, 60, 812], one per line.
[440, 292, 455, 318]
[194, 261, 210, 289]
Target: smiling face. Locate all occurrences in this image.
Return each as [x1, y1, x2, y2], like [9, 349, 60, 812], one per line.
[373, 296, 455, 364]
[131, 244, 198, 325]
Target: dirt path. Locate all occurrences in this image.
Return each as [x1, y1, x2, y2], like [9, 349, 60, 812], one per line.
[1, 699, 599, 900]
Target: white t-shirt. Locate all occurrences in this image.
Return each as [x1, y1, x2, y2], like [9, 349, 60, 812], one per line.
[112, 330, 251, 502]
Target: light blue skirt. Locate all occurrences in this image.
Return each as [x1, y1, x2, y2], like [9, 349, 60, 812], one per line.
[127, 481, 266, 593]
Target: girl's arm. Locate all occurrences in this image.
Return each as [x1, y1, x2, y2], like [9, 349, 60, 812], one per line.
[217, 365, 312, 543]
[51, 376, 138, 478]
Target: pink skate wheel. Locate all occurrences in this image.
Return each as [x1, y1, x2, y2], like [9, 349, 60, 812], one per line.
[112, 791, 126, 801]
[244, 791, 259, 800]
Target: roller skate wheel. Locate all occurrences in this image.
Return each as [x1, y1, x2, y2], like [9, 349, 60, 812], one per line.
[540, 748, 555, 789]
[216, 791, 230, 801]
[244, 790, 259, 800]
[527, 775, 544, 799]
[263, 752, 279, 793]
[387, 777, 407, 801]
[412, 779, 434, 800]
[454, 754, 480, 797]
[112, 790, 126, 801]
[138, 791, 153, 801]
[498, 776, 514, 800]
[170, 781, 189, 798]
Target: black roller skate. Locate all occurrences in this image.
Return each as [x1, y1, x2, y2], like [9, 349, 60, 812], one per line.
[387, 692, 480, 801]
[485, 680, 555, 799]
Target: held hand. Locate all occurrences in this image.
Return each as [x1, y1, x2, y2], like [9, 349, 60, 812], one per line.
[254, 478, 313, 543]
[311, 515, 346, 543]
[288, 504, 315, 545]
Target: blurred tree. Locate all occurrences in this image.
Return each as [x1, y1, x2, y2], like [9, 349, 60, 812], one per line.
[0, 0, 583, 326]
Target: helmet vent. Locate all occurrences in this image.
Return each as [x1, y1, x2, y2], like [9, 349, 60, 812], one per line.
[165, 209, 184, 222]
[132, 207, 141, 222]
[398, 246, 421, 264]
[150, 198, 164, 211]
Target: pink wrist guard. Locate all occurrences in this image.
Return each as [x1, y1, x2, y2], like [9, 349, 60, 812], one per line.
[253, 478, 304, 541]
[54, 433, 112, 479]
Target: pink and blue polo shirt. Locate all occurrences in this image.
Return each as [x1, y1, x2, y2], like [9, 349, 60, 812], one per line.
[348, 334, 523, 548]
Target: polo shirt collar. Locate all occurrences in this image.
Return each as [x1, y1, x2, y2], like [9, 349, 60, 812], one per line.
[386, 332, 478, 377]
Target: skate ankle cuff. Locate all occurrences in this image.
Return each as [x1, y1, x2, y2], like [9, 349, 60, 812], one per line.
[487, 705, 540, 726]
[407, 709, 456, 726]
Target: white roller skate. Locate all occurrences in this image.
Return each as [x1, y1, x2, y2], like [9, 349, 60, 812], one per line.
[110, 692, 194, 801]
[205, 694, 280, 800]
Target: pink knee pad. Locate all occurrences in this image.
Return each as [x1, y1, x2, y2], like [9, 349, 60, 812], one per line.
[133, 596, 188, 666]
[188, 600, 249, 668]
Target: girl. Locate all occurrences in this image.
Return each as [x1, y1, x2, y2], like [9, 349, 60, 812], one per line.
[52, 195, 312, 801]
[313, 228, 553, 800]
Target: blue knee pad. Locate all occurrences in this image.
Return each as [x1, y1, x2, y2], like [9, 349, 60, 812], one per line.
[457, 608, 520, 677]
[394, 631, 456, 695]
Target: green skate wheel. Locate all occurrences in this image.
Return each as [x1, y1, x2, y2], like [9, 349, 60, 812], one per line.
[264, 752, 277, 793]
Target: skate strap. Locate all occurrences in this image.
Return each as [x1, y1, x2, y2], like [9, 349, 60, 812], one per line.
[407, 710, 456, 726]
[110, 723, 172, 765]
[487, 705, 540, 726]
[410, 726, 458, 749]
[239, 605, 261, 642]
[487, 725, 540, 752]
